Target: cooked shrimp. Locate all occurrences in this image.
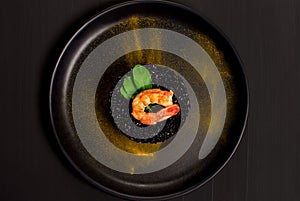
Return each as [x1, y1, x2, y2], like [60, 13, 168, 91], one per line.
[131, 89, 180, 125]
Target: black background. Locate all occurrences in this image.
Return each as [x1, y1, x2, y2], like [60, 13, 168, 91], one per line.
[1, 0, 300, 200]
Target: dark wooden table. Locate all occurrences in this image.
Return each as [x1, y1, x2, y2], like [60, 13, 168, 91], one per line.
[1, 0, 300, 200]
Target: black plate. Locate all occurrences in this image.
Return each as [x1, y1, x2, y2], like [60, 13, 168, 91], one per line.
[49, 0, 248, 200]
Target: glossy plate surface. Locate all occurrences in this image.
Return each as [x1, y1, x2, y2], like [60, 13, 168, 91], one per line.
[49, 1, 248, 200]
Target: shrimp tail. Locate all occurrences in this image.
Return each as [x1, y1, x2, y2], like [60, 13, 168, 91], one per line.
[140, 104, 180, 125]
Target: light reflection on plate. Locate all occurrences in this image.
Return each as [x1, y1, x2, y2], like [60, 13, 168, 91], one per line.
[72, 28, 225, 174]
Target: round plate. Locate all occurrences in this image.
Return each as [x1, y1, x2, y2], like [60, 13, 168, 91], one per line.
[49, 0, 248, 200]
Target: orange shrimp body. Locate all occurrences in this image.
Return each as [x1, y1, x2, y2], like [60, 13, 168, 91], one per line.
[131, 89, 180, 125]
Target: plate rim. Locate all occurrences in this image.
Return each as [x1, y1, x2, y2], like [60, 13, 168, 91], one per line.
[49, 0, 249, 200]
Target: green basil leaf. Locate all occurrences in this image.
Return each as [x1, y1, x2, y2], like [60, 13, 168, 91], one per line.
[123, 76, 136, 98]
[133, 64, 152, 90]
[120, 86, 130, 100]
[145, 105, 152, 112]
